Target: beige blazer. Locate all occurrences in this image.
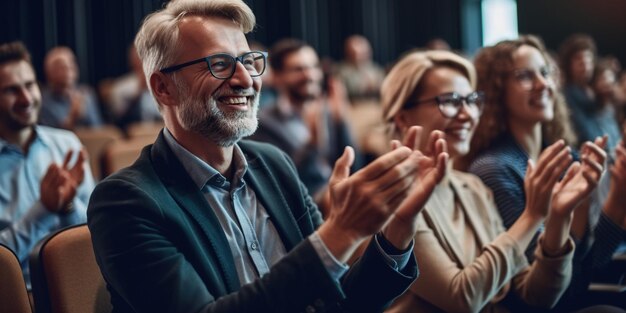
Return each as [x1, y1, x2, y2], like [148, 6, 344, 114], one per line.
[386, 170, 574, 313]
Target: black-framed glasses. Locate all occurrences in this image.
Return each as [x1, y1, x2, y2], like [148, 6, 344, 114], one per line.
[405, 91, 485, 118]
[511, 66, 552, 91]
[160, 51, 268, 80]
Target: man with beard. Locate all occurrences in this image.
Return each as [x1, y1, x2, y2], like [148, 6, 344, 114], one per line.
[251, 39, 361, 207]
[0, 41, 94, 286]
[87, 1, 449, 312]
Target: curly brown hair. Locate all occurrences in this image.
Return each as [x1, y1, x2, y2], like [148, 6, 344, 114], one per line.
[558, 33, 597, 85]
[467, 35, 577, 163]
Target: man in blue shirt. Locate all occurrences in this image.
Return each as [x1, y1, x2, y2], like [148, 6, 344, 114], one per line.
[87, 0, 449, 312]
[0, 41, 94, 286]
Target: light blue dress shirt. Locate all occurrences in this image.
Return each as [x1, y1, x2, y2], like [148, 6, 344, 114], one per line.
[0, 125, 94, 286]
[163, 128, 412, 285]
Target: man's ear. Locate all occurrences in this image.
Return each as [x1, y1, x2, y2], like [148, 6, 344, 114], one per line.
[150, 72, 176, 107]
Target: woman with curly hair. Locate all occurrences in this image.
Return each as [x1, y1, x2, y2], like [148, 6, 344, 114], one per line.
[379, 49, 603, 313]
[468, 35, 625, 311]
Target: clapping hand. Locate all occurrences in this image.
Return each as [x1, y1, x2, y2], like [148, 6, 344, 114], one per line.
[551, 136, 607, 218]
[40, 148, 87, 213]
[382, 126, 449, 249]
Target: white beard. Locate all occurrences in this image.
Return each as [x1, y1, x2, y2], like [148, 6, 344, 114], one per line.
[176, 80, 259, 147]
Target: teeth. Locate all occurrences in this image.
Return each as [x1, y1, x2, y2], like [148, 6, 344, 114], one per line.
[222, 97, 247, 104]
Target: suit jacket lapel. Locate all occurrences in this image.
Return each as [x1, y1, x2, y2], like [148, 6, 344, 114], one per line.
[449, 172, 491, 249]
[151, 132, 241, 291]
[244, 153, 303, 251]
[423, 183, 466, 266]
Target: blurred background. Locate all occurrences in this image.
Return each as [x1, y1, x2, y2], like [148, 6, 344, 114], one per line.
[1, 0, 625, 88]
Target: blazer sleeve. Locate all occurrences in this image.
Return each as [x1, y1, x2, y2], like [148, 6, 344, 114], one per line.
[402, 181, 573, 313]
[88, 178, 345, 313]
[274, 143, 419, 312]
[510, 235, 574, 309]
[404, 212, 529, 313]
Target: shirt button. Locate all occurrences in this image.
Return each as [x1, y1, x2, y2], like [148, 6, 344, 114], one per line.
[250, 242, 258, 250]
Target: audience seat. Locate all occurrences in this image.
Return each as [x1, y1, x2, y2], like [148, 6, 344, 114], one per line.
[126, 121, 164, 141]
[29, 224, 111, 313]
[0, 244, 32, 313]
[102, 136, 154, 176]
[74, 125, 124, 181]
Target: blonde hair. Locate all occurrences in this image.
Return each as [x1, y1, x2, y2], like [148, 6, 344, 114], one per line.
[468, 35, 576, 162]
[381, 50, 476, 139]
[134, 0, 256, 97]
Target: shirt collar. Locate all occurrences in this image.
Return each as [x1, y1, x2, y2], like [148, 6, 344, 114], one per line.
[0, 125, 49, 154]
[162, 127, 248, 191]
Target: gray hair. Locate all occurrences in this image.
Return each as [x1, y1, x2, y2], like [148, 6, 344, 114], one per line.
[134, 0, 256, 105]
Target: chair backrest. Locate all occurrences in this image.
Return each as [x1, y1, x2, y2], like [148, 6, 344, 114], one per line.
[126, 121, 163, 141]
[30, 225, 111, 313]
[0, 244, 32, 313]
[102, 136, 154, 176]
[74, 125, 124, 181]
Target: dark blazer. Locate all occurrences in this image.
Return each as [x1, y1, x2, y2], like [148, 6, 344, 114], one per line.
[88, 132, 417, 313]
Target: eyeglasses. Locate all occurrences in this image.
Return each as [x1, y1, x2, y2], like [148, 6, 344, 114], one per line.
[160, 51, 268, 80]
[511, 66, 552, 91]
[404, 91, 485, 118]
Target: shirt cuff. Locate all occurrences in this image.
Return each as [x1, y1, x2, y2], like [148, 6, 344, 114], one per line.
[374, 233, 413, 271]
[58, 199, 87, 227]
[309, 232, 349, 281]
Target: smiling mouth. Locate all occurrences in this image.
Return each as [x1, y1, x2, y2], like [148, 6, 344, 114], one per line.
[446, 127, 471, 140]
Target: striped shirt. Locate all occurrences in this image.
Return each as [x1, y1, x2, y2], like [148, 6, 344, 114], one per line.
[469, 132, 626, 309]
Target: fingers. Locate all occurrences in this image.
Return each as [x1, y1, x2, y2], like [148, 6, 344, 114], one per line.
[433, 135, 447, 159]
[353, 146, 412, 181]
[581, 139, 607, 166]
[533, 145, 571, 188]
[526, 158, 535, 177]
[70, 148, 87, 180]
[62, 150, 75, 169]
[544, 147, 573, 185]
[329, 146, 355, 186]
[559, 161, 581, 189]
[435, 151, 449, 181]
[594, 135, 608, 150]
[581, 154, 604, 179]
[373, 153, 419, 196]
[401, 126, 421, 150]
[390, 140, 401, 150]
[534, 140, 565, 175]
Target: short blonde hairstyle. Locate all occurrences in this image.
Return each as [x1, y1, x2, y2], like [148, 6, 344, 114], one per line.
[134, 0, 256, 95]
[381, 50, 476, 139]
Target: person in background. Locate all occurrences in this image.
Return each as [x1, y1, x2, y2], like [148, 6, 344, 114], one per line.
[250, 38, 362, 211]
[0, 41, 94, 286]
[469, 35, 625, 311]
[105, 45, 161, 130]
[425, 38, 451, 51]
[336, 34, 385, 102]
[588, 59, 623, 160]
[87, 0, 450, 312]
[249, 41, 277, 108]
[39, 46, 103, 129]
[617, 71, 626, 127]
[559, 34, 599, 147]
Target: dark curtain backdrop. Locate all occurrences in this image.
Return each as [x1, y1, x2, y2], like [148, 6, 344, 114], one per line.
[0, 0, 478, 88]
[517, 0, 626, 67]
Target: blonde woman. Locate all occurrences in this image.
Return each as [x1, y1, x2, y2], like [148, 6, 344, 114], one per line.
[380, 50, 605, 313]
